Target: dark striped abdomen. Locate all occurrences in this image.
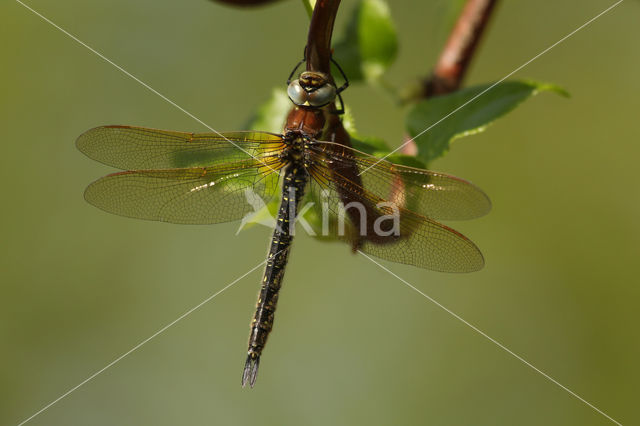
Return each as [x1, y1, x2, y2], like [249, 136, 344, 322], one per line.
[242, 162, 308, 387]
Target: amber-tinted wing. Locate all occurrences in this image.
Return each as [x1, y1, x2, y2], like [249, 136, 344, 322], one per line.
[307, 140, 490, 221]
[305, 142, 485, 273]
[78, 126, 286, 224]
[77, 125, 285, 170]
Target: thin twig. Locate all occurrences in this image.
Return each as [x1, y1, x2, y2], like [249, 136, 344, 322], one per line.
[305, 0, 341, 75]
[424, 0, 498, 96]
[402, 0, 498, 155]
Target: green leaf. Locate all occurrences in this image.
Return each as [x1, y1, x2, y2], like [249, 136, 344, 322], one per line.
[406, 80, 568, 163]
[333, 0, 398, 83]
[235, 193, 279, 233]
[302, 0, 315, 18]
[341, 105, 358, 135]
[351, 136, 390, 155]
[236, 88, 290, 234]
[383, 153, 427, 169]
[245, 87, 291, 133]
[343, 106, 393, 154]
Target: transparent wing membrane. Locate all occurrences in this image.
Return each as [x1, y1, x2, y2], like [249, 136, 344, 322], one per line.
[79, 126, 285, 224]
[77, 125, 284, 170]
[85, 160, 283, 224]
[308, 140, 491, 221]
[307, 158, 484, 273]
[78, 125, 487, 271]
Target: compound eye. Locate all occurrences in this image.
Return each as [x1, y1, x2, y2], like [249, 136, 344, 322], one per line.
[307, 84, 337, 107]
[287, 80, 307, 106]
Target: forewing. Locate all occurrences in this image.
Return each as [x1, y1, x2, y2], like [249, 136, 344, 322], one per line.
[308, 141, 490, 221]
[77, 125, 284, 170]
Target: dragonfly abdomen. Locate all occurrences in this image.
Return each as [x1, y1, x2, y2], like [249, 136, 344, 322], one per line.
[243, 162, 308, 387]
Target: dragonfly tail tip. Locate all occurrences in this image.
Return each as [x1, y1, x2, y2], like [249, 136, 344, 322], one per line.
[242, 354, 260, 388]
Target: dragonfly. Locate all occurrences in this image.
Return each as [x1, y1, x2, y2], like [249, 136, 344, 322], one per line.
[77, 57, 490, 388]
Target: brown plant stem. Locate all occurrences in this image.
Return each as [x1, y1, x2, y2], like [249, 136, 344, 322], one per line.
[403, 0, 498, 156]
[424, 0, 498, 97]
[305, 0, 341, 75]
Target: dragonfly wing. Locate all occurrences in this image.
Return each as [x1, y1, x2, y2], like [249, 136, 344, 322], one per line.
[77, 125, 284, 170]
[306, 155, 484, 273]
[84, 158, 283, 224]
[355, 211, 484, 272]
[308, 140, 490, 221]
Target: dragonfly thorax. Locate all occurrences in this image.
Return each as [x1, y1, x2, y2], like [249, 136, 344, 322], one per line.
[281, 133, 309, 164]
[287, 71, 337, 108]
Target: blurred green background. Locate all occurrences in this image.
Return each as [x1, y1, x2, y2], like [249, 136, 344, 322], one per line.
[1, 0, 639, 425]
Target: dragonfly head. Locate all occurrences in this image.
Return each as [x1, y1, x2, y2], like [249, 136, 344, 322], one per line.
[287, 71, 337, 108]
